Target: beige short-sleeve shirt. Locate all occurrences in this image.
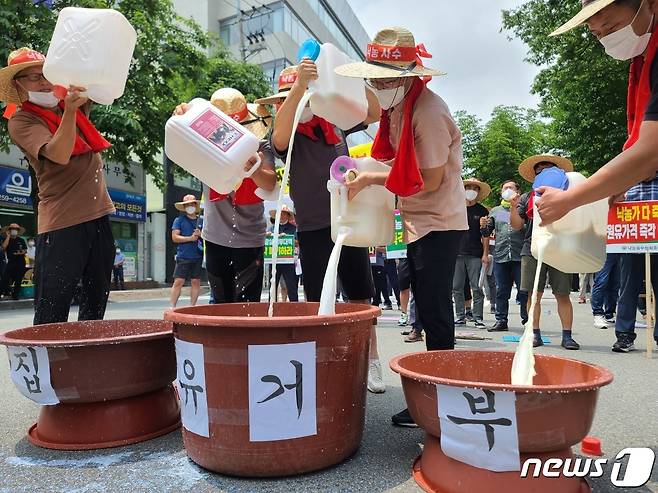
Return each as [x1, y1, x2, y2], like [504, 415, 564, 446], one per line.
[388, 86, 468, 243]
[8, 106, 115, 234]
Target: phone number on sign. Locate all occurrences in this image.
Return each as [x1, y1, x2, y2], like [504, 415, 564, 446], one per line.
[0, 194, 28, 206]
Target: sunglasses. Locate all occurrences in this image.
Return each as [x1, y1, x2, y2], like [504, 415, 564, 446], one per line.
[15, 73, 47, 83]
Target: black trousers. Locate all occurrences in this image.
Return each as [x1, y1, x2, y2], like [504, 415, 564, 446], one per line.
[384, 259, 401, 305]
[2, 261, 25, 299]
[113, 266, 125, 290]
[371, 265, 391, 306]
[275, 264, 299, 302]
[205, 240, 264, 303]
[34, 216, 115, 325]
[407, 230, 463, 351]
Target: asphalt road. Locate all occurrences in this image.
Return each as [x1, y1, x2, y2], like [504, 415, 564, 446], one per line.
[0, 292, 656, 492]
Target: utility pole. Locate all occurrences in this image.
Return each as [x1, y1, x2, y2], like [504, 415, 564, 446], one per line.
[237, 0, 246, 61]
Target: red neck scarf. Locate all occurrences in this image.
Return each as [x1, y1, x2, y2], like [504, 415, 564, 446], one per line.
[371, 77, 426, 197]
[625, 25, 658, 150]
[296, 116, 341, 145]
[19, 101, 111, 156]
[208, 178, 262, 206]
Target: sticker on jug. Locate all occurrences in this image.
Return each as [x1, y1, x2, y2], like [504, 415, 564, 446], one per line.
[248, 341, 317, 442]
[437, 384, 520, 472]
[190, 109, 244, 152]
[175, 339, 209, 437]
[7, 345, 59, 405]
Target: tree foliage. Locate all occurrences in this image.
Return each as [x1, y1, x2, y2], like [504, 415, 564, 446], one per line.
[502, 0, 629, 175]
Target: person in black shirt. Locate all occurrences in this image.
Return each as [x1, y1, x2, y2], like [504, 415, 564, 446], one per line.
[1, 223, 27, 300]
[269, 205, 299, 302]
[453, 178, 491, 327]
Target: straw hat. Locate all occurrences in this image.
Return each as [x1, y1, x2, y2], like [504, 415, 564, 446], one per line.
[518, 155, 574, 183]
[254, 66, 299, 105]
[550, 0, 617, 36]
[335, 27, 445, 79]
[0, 48, 46, 104]
[175, 194, 201, 213]
[463, 178, 491, 202]
[1, 223, 26, 236]
[210, 87, 272, 140]
[269, 204, 295, 218]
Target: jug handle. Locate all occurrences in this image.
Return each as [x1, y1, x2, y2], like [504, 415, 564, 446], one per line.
[244, 154, 262, 178]
[338, 184, 349, 220]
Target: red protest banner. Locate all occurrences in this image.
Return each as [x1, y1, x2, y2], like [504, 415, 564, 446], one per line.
[607, 201, 658, 253]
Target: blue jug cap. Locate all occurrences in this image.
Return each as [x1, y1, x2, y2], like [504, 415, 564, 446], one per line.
[298, 39, 321, 62]
[533, 167, 569, 195]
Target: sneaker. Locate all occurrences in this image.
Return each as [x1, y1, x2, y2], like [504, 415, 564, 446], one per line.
[455, 318, 466, 326]
[367, 359, 386, 393]
[391, 408, 417, 428]
[593, 315, 609, 329]
[474, 320, 486, 328]
[488, 321, 509, 332]
[398, 312, 409, 326]
[465, 311, 475, 322]
[490, 305, 496, 314]
[381, 303, 393, 311]
[533, 333, 544, 348]
[521, 318, 529, 326]
[605, 315, 616, 325]
[612, 337, 635, 353]
[400, 327, 412, 335]
[561, 337, 581, 350]
[404, 329, 424, 343]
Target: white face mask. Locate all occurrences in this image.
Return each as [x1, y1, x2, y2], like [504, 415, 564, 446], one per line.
[185, 206, 197, 215]
[27, 91, 59, 107]
[465, 190, 479, 202]
[375, 85, 408, 110]
[9, 229, 18, 237]
[501, 188, 517, 201]
[28, 241, 35, 247]
[599, 3, 655, 60]
[116, 249, 121, 254]
[299, 107, 313, 123]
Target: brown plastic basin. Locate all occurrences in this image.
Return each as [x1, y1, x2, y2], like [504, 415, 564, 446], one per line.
[390, 350, 613, 452]
[0, 320, 180, 449]
[165, 302, 380, 477]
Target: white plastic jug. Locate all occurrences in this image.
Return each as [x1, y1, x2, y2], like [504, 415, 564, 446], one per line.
[309, 43, 368, 130]
[327, 156, 395, 247]
[165, 98, 262, 194]
[532, 172, 608, 273]
[43, 7, 136, 105]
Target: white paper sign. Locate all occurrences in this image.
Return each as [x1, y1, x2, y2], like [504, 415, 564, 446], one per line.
[437, 384, 520, 472]
[7, 345, 59, 405]
[248, 341, 316, 442]
[175, 339, 209, 437]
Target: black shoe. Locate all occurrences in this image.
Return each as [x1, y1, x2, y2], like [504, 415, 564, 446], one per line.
[474, 320, 486, 328]
[521, 318, 528, 326]
[455, 318, 466, 326]
[533, 333, 544, 348]
[392, 408, 417, 428]
[488, 321, 509, 332]
[612, 337, 635, 353]
[490, 306, 496, 314]
[561, 337, 581, 350]
[465, 311, 475, 322]
[381, 303, 393, 311]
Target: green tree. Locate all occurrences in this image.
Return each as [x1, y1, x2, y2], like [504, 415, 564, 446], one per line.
[456, 105, 552, 204]
[502, 0, 629, 176]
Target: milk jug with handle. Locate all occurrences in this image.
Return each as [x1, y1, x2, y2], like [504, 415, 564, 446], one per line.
[165, 98, 262, 195]
[327, 156, 395, 247]
[298, 39, 368, 130]
[532, 172, 608, 273]
[43, 7, 136, 105]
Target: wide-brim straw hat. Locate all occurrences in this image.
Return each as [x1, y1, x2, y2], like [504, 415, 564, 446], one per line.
[550, 0, 617, 36]
[210, 87, 273, 140]
[518, 155, 574, 183]
[254, 66, 299, 105]
[463, 178, 491, 202]
[335, 27, 445, 79]
[269, 204, 294, 218]
[175, 194, 201, 213]
[1, 223, 26, 236]
[0, 48, 46, 104]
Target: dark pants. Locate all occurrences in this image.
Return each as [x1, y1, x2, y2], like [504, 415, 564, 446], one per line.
[616, 253, 658, 342]
[34, 216, 115, 325]
[206, 240, 264, 303]
[408, 231, 463, 351]
[113, 266, 125, 290]
[493, 261, 528, 324]
[591, 253, 621, 318]
[384, 259, 401, 305]
[2, 261, 25, 300]
[275, 264, 299, 302]
[372, 265, 391, 306]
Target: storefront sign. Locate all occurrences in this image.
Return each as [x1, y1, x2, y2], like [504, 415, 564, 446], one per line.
[108, 189, 146, 222]
[607, 201, 658, 253]
[0, 165, 32, 208]
[264, 234, 295, 264]
[386, 210, 407, 259]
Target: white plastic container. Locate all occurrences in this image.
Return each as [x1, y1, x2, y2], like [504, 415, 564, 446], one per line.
[310, 43, 368, 130]
[43, 7, 136, 105]
[165, 98, 261, 194]
[327, 157, 395, 247]
[532, 172, 608, 273]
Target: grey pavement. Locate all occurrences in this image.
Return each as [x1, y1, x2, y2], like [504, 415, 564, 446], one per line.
[0, 292, 657, 492]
